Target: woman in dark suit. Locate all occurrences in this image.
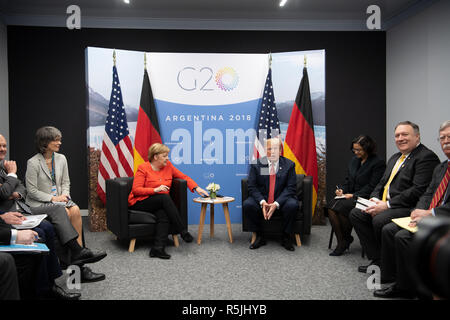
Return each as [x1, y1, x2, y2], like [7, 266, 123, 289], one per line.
[328, 135, 386, 256]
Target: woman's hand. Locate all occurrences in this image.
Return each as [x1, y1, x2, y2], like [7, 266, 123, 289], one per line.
[335, 189, 343, 196]
[52, 195, 69, 203]
[195, 187, 209, 197]
[154, 185, 170, 193]
[344, 194, 353, 199]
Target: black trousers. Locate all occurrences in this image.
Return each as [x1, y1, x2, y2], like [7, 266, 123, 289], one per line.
[130, 194, 185, 248]
[0, 252, 20, 300]
[349, 207, 410, 261]
[12, 254, 40, 300]
[243, 196, 298, 234]
[381, 222, 416, 292]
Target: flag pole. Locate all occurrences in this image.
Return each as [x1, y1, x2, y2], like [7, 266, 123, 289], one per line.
[113, 49, 116, 66]
[144, 52, 147, 70]
[269, 52, 272, 69]
[304, 55, 307, 68]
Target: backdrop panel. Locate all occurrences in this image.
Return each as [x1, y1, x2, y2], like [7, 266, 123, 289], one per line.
[87, 48, 326, 224]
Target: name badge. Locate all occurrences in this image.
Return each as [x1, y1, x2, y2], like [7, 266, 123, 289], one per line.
[51, 185, 58, 197]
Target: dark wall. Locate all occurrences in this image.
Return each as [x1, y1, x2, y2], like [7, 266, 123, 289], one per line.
[7, 26, 386, 209]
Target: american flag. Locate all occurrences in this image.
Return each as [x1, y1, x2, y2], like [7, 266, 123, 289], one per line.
[96, 65, 134, 204]
[252, 68, 281, 160]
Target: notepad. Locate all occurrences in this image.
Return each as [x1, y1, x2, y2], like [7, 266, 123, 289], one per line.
[12, 214, 47, 230]
[355, 197, 377, 210]
[391, 217, 418, 233]
[0, 242, 49, 253]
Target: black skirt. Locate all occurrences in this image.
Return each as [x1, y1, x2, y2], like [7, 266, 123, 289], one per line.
[328, 198, 356, 217]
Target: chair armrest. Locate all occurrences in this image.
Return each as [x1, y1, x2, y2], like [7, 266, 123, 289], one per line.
[241, 178, 249, 231]
[241, 178, 248, 202]
[302, 175, 313, 235]
[170, 179, 188, 227]
[106, 178, 131, 238]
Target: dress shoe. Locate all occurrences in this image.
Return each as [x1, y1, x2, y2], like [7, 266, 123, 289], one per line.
[71, 248, 107, 266]
[81, 266, 106, 283]
[281, 235, 295, 251]
[181, 230, 194, 243]
[249, 235, 266, 249]
[329, 236, 354, 256]
[52, 284, 81, 300]
[373, 284, 415, 299]
[358, 260, 380, 273]
[149, 247, 171, 259]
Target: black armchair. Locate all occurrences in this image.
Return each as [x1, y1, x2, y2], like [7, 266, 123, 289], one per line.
[106, 177, 187, 252]
[241, 174, 312, 246]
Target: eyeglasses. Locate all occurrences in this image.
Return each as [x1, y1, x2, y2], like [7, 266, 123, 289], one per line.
[352, 148, 364, 153]
[437, 135, 450, 142]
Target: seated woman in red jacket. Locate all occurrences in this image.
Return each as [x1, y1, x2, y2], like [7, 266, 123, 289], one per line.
[128, 143, 208, 259]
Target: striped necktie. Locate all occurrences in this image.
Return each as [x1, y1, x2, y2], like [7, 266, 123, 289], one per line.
[268, 164, 276, 204]
[429, 163, 450, 209]
[382, 154, 406, 201]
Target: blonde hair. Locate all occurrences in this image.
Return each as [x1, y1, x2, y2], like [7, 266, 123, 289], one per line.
[148, 143, 170, 161]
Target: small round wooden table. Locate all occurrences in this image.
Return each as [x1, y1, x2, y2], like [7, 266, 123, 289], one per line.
[193, 196, 235, 245]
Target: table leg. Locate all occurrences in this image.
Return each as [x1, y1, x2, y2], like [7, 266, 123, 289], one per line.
[197, 203, 207, 245]
[210, 204, 214, 238]
[222, 203, 233, 243]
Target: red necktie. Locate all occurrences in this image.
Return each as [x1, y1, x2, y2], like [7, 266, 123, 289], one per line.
[268, 164, 276, 204]
[429, 163, 450, 209]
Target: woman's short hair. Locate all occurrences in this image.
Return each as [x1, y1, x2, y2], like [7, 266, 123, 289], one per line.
[351, 135, 377, 156]
[148, 143, 170, 161]
[35, 126, 62, 154]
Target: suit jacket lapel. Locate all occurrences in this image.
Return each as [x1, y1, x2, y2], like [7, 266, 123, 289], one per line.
[38, 154, 53, 181]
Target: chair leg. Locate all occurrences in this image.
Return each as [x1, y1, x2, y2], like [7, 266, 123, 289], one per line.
[251, 232, 257, 244]
[328, 227, 334, 249]
[173, 234, 179, 247]
[128, 238, 136, 253]
[295, 234, 302, 247]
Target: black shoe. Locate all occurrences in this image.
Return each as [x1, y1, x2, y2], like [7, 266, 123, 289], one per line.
[329, 246, 346, 256]
[358, 260, 380, 273]
[71, 248, 107, 266]
[281, 234, 295, 251]
[249, 235, 266, 249]
[52, 284, 81, 300]
[80, 266, 105, 283]
[329, 237, 353, 256]
[149, 247, 171, 259]
[373, 284, 415, 299]
[181, 230, 194, 243]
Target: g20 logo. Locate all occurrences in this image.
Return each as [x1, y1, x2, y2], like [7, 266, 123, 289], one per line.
[177, 66, 239, 92]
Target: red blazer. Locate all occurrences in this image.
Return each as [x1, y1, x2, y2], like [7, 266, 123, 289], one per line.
[128, 161, 198, 207]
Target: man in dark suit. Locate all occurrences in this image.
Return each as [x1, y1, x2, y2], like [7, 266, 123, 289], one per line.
[0, 134, 106, 283]
[374, 120, 450, 299]
[0, 213, 82, 299]
[349, 121, 440, 272]
[243, 138, 298, 251]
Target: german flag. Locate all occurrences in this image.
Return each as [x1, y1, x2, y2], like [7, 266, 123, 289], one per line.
[133, 67, 162, 173]
[283, 66, 318, 215]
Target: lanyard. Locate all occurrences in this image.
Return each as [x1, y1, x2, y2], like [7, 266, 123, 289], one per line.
[50, 153, 56, 185]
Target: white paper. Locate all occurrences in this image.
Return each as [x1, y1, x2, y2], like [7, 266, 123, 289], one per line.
[355, 197, 377, 211]
[12, 214, 47, 230]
